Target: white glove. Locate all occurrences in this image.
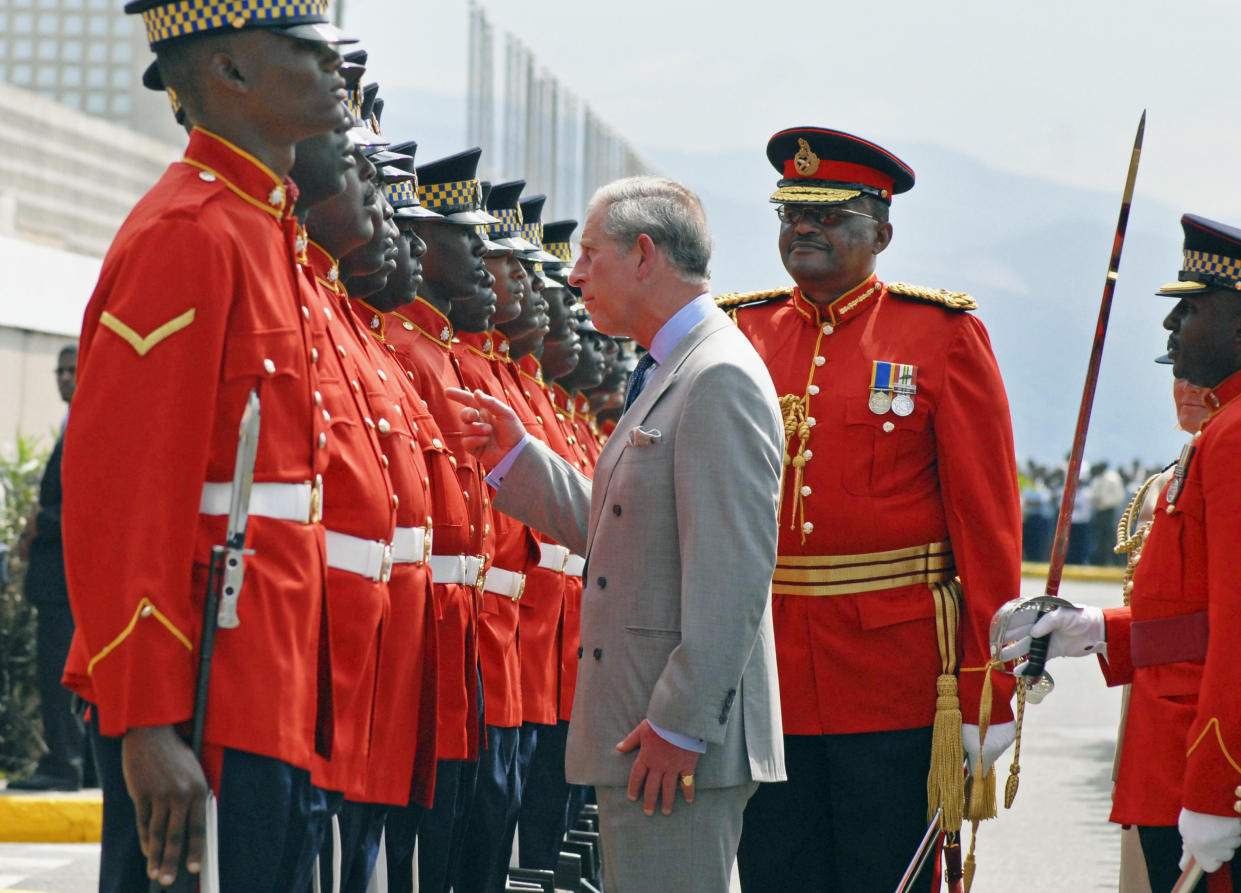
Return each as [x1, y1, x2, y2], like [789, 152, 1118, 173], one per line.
[962, 721, 1016, 775]
[1179, 807, 1241, 873]
[997, 605, 1106, 668]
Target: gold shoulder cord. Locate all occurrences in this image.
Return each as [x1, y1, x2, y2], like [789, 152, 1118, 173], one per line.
[1114, 472, 1162, 606]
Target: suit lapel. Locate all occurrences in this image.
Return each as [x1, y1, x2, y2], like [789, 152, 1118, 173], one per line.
[585, 307, 733, 549]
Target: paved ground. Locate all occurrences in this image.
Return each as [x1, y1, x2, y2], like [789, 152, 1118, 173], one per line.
[0, 578, 1128, 892]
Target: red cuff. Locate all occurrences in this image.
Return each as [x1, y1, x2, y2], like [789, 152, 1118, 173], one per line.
[1098, 606, 1134, 686]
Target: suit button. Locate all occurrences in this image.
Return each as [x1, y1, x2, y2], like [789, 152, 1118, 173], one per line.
[596, 576, 607, 589]
[593, 648, 603, 660]
[577, 647, 583, 659]
[612, 504, 622, 516]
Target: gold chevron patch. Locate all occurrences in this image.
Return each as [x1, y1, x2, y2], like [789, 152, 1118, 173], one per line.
[100, 308, 196, 356]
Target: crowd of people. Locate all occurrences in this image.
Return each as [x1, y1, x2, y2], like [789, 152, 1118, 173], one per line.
[1019, 459, 1165, 566]
[5, 2, 1241, 892]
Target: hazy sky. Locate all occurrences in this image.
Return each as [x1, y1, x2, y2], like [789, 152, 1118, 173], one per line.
[344, 0, 1241, 222]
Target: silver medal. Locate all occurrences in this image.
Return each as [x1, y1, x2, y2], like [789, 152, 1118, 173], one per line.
[868, 390, 892, 414]
[891, 393, 914, 417]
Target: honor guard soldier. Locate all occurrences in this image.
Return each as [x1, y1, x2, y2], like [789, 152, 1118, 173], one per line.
[727, 127, 1021, 893]
[378, 147, 497, 893]
[60, 2, 354, 890]
[1000, 215, 1241, 891]
[442, 178, 534, 893]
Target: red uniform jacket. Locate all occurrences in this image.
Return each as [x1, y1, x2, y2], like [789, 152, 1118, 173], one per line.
[515, 357, 585, 722]
[353, 300, 460, 805]
[1100, 370, 1241, 824]
[728, 277, 1020, 734]
[455, 330, 536, 729]
[385, 298, 489, 760]
[62, 129, 331, 770]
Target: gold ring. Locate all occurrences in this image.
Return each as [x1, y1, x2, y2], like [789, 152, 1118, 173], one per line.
[681, 774, 694, 787]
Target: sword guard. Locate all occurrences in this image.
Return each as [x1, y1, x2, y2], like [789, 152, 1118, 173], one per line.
[989, 595, 1074, 703]
[216, 546, 255, 629]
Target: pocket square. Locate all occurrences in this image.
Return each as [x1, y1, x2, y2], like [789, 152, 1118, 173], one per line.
[626, 426, 663, 447]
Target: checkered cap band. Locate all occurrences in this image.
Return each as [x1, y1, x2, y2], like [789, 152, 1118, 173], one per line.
[385, 179, 419, 206]
[140, 0, 328, 46]
[485, 207, 522, 239]
[418, 178, 482, 213]
[545, 240, 572, 263]
[521, 222, 542, 246]
[346, 85, 362, 120]
[1185, 249, 1241, 285]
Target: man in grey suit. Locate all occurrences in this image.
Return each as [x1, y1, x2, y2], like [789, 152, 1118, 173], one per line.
[450, 176, 786, 892]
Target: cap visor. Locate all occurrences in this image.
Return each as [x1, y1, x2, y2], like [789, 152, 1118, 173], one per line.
[769, 185, 862, 205]
[497, 235, 540, 252]
[1154, 353, 1174, 365]
[270, 22, 357, 44]
[443, 209, 500, 225]
[394, 206, 442, 221]
[482, 238, 511, 257]
[1156, 279, 1211, 297]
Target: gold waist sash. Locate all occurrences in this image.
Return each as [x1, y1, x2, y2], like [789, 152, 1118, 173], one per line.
[772, 539, 954, 597]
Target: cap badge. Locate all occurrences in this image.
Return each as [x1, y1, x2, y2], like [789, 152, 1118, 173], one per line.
[794, 138, 820, 177]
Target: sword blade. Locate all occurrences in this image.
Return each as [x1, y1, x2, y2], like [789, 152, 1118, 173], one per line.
[1027, 111, 1146, 679]
[1171, 858, 1204, 893]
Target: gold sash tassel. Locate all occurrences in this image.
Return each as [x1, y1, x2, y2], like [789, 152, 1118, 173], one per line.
[927, 580, 964, 834]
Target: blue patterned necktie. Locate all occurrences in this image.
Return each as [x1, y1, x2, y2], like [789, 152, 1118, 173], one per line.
[623, 352, 657, 411]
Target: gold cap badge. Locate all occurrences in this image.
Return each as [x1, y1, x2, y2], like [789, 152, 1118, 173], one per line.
[794, 138, 820, 177]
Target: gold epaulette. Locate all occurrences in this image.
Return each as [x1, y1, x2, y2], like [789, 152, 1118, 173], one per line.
[886, 281, 977, 311]
[715, 287, 794, 311]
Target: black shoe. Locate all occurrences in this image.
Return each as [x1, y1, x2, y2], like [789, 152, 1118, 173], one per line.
[6, 772, 81, 792]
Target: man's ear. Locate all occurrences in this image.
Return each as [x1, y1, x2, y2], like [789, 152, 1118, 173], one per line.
[633, 233, 657, 281]
[873, 221, 893, 256]
[207, 48, 249, 96]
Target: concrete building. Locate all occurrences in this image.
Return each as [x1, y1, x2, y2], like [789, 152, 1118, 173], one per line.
[0, 0, 185, 146]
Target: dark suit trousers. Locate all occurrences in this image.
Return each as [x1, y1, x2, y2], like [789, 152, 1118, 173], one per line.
[738, 727, 934, 893]
[33, 601, 84, 779]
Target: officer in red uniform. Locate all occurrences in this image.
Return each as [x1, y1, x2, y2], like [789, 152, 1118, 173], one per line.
[379, 147, 498, 893]
[60, 3, 352, 890]
[1001, 215, 1241, 891]
[728, 127, 1021, 893]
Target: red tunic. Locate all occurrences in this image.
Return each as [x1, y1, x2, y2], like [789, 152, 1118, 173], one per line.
[1100, 370, 1241, 824]
[62, 129, 331, 769]
[516, 357, 585, 721]
[298, 242, 398, 798]
[384, 298, 490, 760]
[455, 330, 534, 729]
[729, 277, 1021, 734]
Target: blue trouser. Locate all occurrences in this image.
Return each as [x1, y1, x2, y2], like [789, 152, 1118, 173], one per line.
[383, 797, 426, 893]
[455, 724, 522, 893]
[517, 720, 587, 871]
[415, 758, 478, 893]
[91, 714, 331, 893]
[315, 798, 388, 893]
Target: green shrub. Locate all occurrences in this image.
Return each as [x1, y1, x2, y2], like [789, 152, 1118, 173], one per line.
[0, 434, 51, 776]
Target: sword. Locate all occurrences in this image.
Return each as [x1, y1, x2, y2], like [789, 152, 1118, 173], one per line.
[157, 389, 260, 893]
[1018, 110, 1146, 690]
[1171, 858, 1204, 893]
[894, 807, 943, 893]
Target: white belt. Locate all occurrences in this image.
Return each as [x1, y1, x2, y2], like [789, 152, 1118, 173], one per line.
[325, 530, 392, 582]
[429, 554, 485, 587]
[392, 526, 432, 565]
[538, 543, 585, 577]
[483, 566, 526, 601]
[200, 477, 323, 524]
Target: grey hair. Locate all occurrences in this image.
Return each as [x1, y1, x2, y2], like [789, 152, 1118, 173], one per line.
[588, 176, 712, 284]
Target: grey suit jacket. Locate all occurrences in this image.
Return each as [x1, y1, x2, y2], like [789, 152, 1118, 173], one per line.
[495, 307, 786, 789]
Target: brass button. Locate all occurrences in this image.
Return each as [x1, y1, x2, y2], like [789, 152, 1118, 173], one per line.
[381, 455, 389, 467]
[800, 485, 812, 497]
[433, 438, 444, 449]
[808, 384, 820, 395]
[813, 356, 825, 367]
[377, 369, 388, 382]
[403, 321, 415, 331]
[311, 348, 319, 363]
